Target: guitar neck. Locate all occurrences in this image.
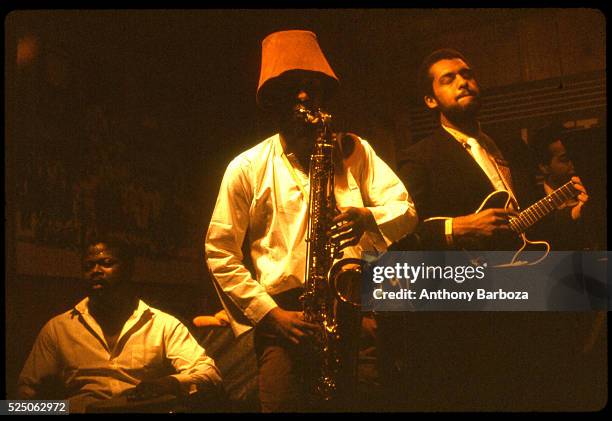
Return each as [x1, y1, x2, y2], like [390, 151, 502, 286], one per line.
[510, 181, 577, 233]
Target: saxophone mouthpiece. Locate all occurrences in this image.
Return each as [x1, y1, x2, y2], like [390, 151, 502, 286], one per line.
[294, 104, 332, 126]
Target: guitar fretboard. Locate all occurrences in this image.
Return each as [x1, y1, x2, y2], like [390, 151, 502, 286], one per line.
[510, 181, 577, 233]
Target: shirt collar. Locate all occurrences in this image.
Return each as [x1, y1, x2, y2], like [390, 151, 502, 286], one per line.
[441, 123, 504, 161]
[441, 123, 483, 146]
[74, 297, 151, 319]
[273, 133, 284, 157]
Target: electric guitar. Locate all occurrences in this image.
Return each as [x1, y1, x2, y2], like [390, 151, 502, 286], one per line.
[428, 180, 580, 267]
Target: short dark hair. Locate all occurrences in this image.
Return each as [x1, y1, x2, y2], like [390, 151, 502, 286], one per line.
[530, 124, 566, 165]
[417, 48, 471, 101]
[81, 235, 136, 276]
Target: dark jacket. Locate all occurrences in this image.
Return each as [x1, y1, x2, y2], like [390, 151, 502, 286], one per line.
[396, 126, 538, 249]
[377, 126, 600, 410]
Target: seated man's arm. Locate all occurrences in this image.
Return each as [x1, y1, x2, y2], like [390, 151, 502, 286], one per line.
[163, 316, 222, 394]
[17, 320, 61, 399]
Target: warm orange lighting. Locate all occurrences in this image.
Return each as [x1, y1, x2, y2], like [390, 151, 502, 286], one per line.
[17, 34, 39, 67]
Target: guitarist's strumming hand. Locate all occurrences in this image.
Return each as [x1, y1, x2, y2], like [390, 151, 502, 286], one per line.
[452, 208, 518, 246]
[569, 176, 589, 220]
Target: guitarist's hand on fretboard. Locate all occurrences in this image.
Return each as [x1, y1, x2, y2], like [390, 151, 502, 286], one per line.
[569, 176, 589, 220]
[452, 208, 518, 247]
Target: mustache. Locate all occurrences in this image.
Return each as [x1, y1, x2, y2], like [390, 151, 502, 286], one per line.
[89, 281, 107, 291]
[456, 90, 477, 99]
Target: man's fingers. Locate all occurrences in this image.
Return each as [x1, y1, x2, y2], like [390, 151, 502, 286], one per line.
[332, 212, 351, 224]
[291, 328, 306, 339]
[481, 208, 516, 225]
[491, 215, 512, 226]
[332, 230, 356, 244]
[486, 208, 512, 216]
[573, 184, 587, 194]
[482, 208, 514, 220]
[286, 334, 300, 345]
[295, 320, 319, 332]
[293, 314, 318, 330]
[339, 237, 360, 250]
[328, 221, 355, 237]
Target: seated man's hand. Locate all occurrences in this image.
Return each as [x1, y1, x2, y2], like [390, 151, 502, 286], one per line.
[126, 376, 181, 401]
[193, 310, 230, 327]
[214, 310, 230, 325]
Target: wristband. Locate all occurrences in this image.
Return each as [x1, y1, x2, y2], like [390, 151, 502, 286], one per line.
[445, 218, 454, 246]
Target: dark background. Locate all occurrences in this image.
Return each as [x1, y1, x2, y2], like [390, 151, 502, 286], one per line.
[4, 8, 607, 404]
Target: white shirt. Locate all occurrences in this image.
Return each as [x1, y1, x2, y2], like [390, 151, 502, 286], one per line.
[205, 134, 417, 336]
[18, 298, 222, 413]
[442, 124, 514, 196]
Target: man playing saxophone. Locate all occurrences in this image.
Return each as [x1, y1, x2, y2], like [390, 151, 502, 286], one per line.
[205, 30, 417, 412]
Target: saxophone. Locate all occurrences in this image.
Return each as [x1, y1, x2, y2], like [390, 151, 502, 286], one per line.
[297, 105, 362, 403]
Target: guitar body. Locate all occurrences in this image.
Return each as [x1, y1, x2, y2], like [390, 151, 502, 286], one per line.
[421, 181, 575, 266]
[475, 189, 512, 211]
[474, 190, 550, 267]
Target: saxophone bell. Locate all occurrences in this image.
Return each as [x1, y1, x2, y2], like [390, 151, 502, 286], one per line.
[329, 258, 363, 308]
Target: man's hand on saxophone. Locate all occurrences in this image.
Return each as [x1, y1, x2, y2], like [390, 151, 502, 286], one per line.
[328, 207, 377, 250]
[259, 307, 319, 345]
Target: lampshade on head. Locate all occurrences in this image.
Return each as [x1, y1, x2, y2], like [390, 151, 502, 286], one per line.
[256, 30, 339, 110]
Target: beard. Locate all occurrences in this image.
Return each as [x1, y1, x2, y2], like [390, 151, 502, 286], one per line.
[438, 96, 481, 124]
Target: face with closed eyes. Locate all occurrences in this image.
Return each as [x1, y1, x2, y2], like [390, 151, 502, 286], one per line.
[425, 58, 482, 121]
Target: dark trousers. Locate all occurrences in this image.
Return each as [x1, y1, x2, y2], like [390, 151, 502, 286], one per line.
[254, 289, 361, 412]
[254, 289, 309, 412]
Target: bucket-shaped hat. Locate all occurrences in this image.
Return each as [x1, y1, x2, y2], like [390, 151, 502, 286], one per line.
[256, 30, 339, 109]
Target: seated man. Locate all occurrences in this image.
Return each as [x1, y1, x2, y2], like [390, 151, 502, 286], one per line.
[17, 237, 222, 413]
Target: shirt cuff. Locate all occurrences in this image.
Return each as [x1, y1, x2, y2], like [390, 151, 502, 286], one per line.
[171, 373, 195, 392]
[243, 294, 279, 325]
[171, 370, 222, 393]
[367, 204, 417, 246]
